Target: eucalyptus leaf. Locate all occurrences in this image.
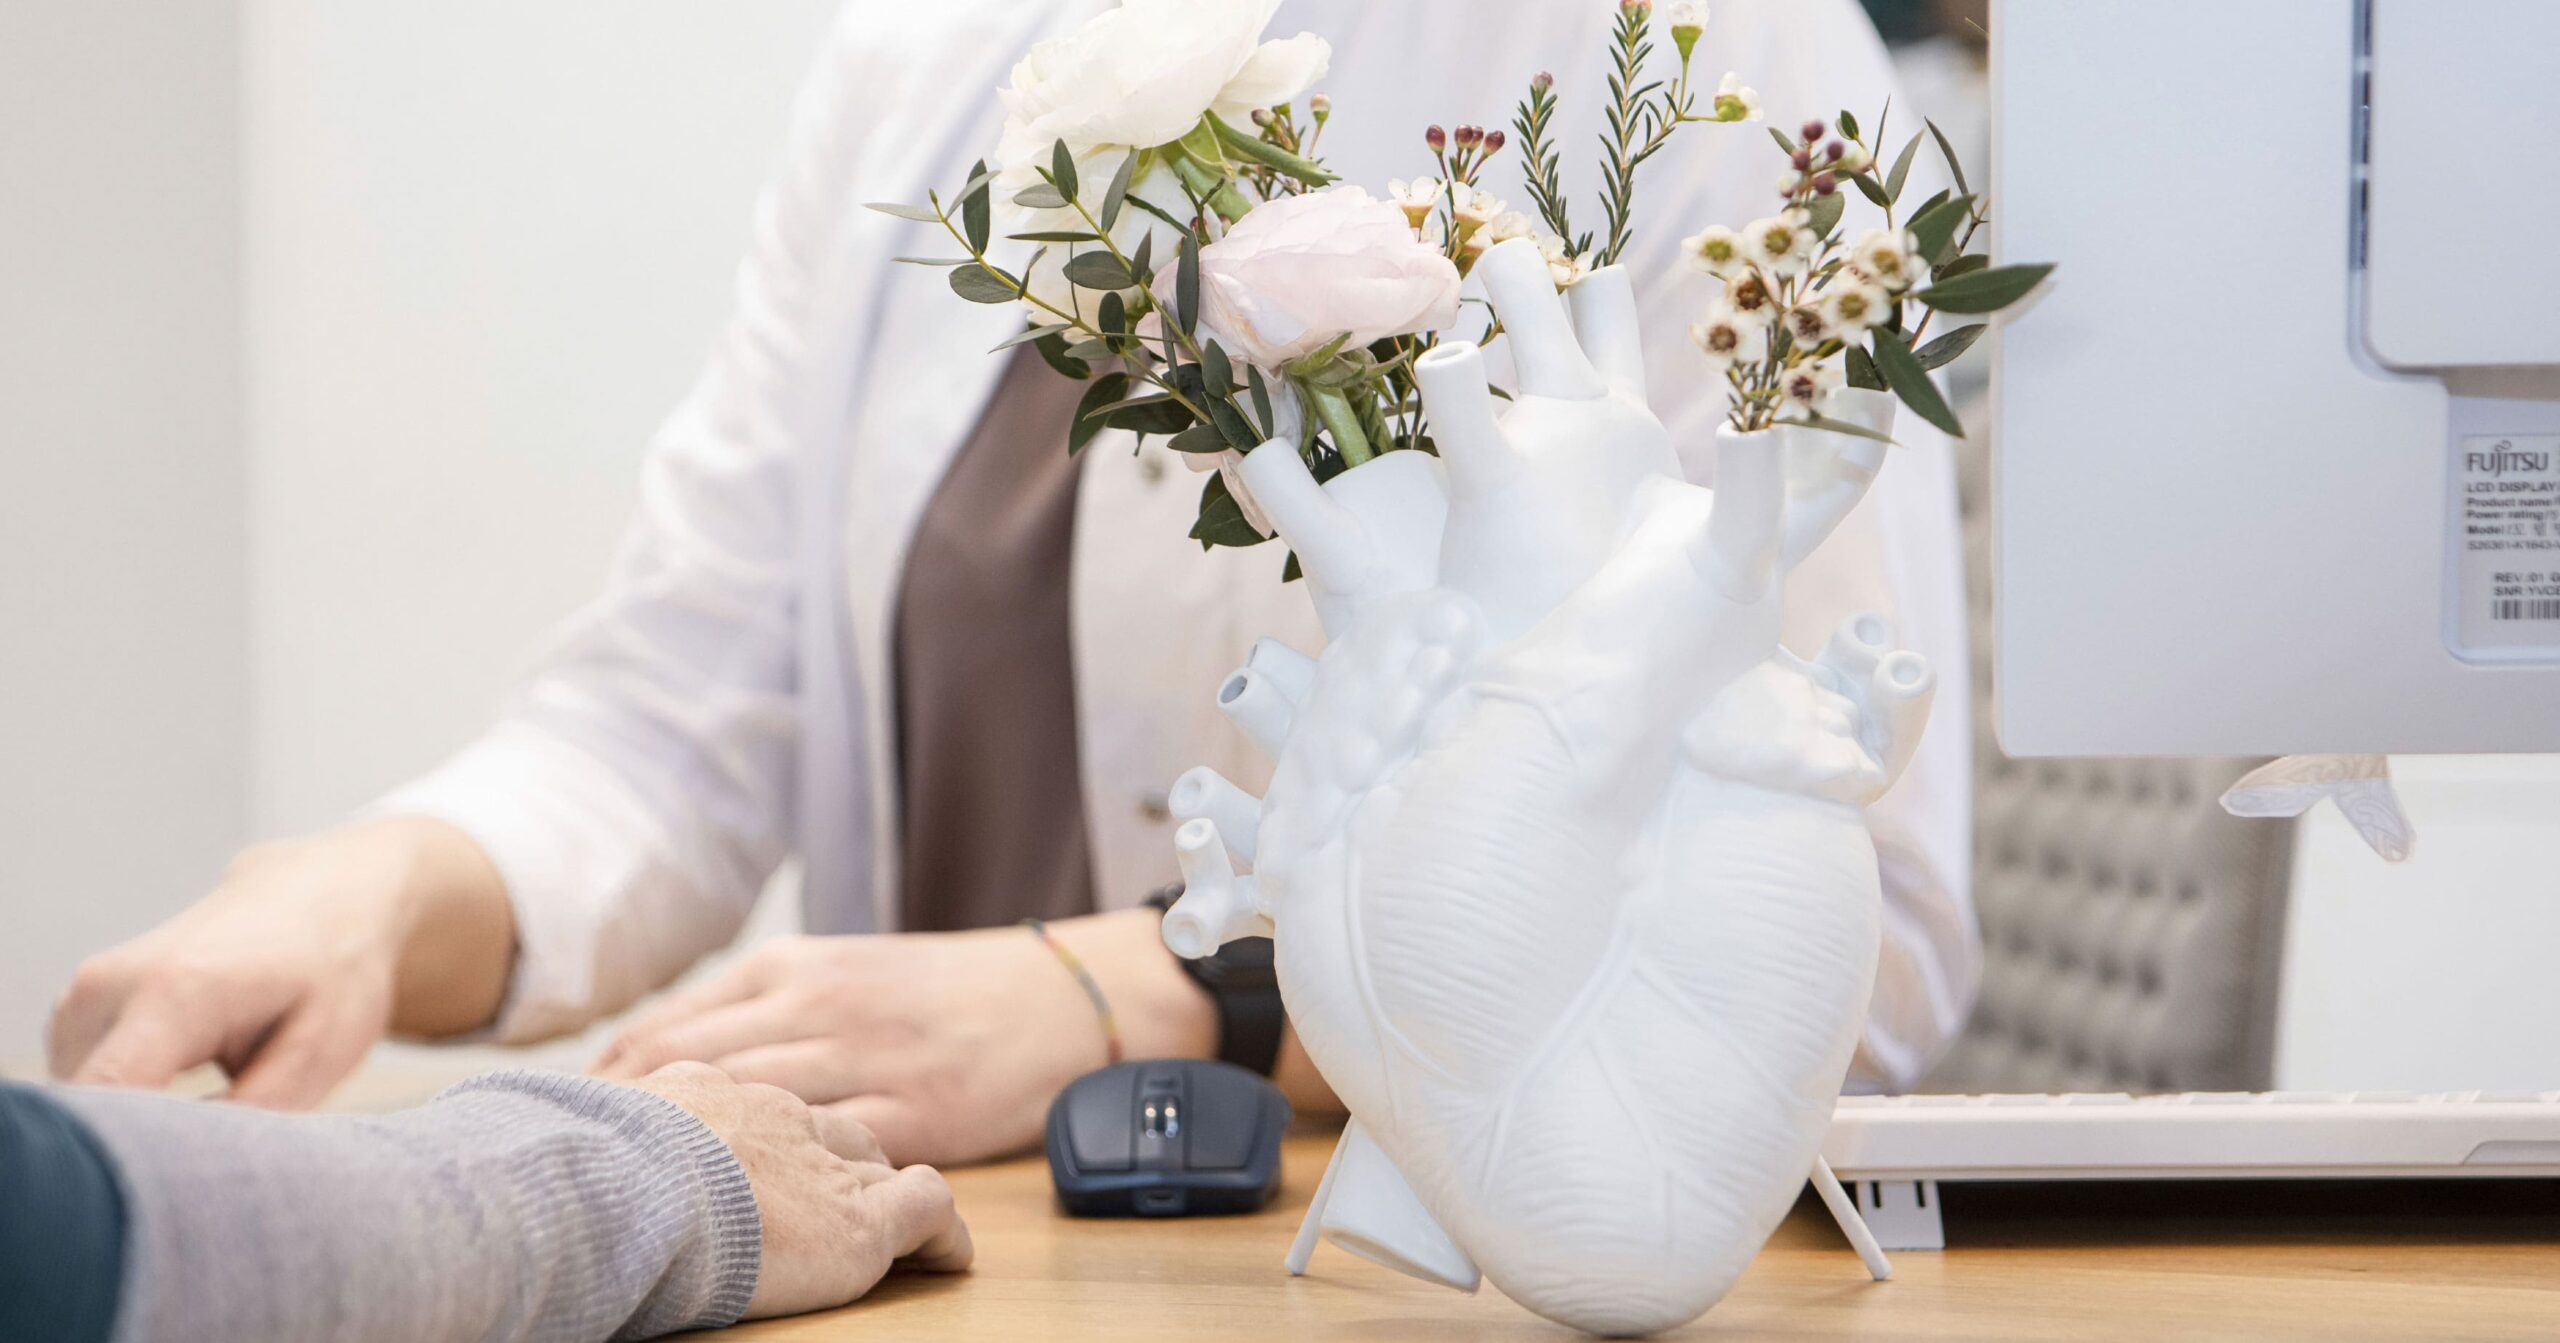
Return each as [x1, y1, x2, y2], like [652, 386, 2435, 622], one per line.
[1918, 262, 2055, 314]
[1063, 339, 1114, 363]
[1200, 340, 1232, 397]
[1062, 252, 1133, 291]
[1013, 183, 1070, 210]
[948, 263, 1020, 304]
[1034, 329, 1091, 381]
[990, 321, 1074, 353]
[1132, 232, 1156, 286]
[1050, 139, 1079, 204]
[1935, 253, 1991, 280]
[1885, 131, 1924, 205]
[1906, 193, 1974, 269]
[893, 256, 970, 267]
[1247, 366, 1274, 435]
[1008, 230, 1100, 243]
[1100, 152, 1139, 230]
[1190, 473, 1268, 549]
[1281, 551, 1303, 583]
[1927, 118, 1968, 195]
[1844, 342, 1886, 391]
[1208, 394, 1257, 449]
[1852, 172, 1891, 209]
[1069, 373, 1130, 454]
[1804, 190, 1845, 242]
[1103, 395, 1197, 436]
[1869, 327, 1963, 437]
[1912, 322, 1988, 370]
[961, 159, 991, 254]
[865, 202, 943, 223]
[1784, 411, 1902, 448]
[1168, 424, 1230, 455]
[1769, 126, 1799, 156]
[1098, 291, 1127, 337]
[1176, 235, 1201, 334]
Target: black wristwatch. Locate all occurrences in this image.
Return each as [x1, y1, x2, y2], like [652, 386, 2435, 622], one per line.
[1144, 885, 1285, 1077]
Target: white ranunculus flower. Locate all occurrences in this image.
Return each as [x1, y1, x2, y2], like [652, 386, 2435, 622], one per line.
[994, 0, 1330, 205]
[1163, 185, 1463, 369]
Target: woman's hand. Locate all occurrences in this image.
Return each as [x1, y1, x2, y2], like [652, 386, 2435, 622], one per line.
[627, 1061, 972, 1318]
[47, 817, 515, 1108]
[594, 908, 1216, 1166]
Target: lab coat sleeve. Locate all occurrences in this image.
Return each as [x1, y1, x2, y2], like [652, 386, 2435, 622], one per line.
[371, 6, 887, 1043]
[1632, 0, 1981, 1090]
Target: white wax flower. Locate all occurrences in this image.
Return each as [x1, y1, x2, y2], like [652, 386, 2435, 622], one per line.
[1781, 358, 1844, 407]
[1743, 211, 1815, 278]
[1725, 268, 1779, 327]
[1489, 211, 1538, 244]
[1782, 303, 1831, 348]
[994, 0, 1331, 204]
[1167, 185, 1463, 368]
[1388, 177, 1446, 228]
[1713, 71, 1763, 122]
[1851, 227, 1924, 292]
[1665, 2, 1710, 30]
[1682, 224, 1747, 279]
[1820, 275, 1891, 334]
[1538, 233, 1596, 288]
[1453, 185, 1506, 229]
[1690, 303, 1768, 369]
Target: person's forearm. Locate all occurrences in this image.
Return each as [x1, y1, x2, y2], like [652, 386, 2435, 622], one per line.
[373, 818, 518, 1037]
[52, 1071, 759, 1343]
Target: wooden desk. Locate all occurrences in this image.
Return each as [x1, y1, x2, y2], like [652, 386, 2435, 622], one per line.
[716, 1130, 2560, 1341]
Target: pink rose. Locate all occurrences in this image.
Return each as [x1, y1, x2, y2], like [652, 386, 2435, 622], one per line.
[1164, 186, 1463, 369]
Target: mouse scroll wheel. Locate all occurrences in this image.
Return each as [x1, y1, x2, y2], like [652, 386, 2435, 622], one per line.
[1142, 1094, 1182, 1140]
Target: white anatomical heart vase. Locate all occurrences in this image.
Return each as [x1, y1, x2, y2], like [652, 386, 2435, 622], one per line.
[1160, 237, 1932, 1336]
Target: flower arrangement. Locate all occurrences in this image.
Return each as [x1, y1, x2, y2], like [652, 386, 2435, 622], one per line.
[875, 0, 2044, 558]
[1680, 104, 2051, 439]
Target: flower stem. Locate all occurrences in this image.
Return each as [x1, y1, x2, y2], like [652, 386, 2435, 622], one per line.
[1306, 385, 1373, 466]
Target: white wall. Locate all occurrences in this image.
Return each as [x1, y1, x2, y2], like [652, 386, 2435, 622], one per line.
[1, 0, 838, 1063]
[0, 4, 248, 1060]
[245, 0, 841, 834]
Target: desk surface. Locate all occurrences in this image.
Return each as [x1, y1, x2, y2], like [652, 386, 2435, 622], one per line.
[715, 1129, 2560, 1342]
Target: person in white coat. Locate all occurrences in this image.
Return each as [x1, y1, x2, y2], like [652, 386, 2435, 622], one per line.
[49, 0, 1979, 1166]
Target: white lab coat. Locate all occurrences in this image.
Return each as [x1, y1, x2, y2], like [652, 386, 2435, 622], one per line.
[379, 0, 1979, 1088]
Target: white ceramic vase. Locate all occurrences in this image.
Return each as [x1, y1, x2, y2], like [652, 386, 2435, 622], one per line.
[1161, 239, 1931, 1336]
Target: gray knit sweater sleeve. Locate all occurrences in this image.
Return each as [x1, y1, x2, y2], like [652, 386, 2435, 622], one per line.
[53, 1069, 761, 1343]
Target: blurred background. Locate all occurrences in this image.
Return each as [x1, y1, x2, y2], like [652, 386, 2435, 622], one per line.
[4, 0, 2554, 1091]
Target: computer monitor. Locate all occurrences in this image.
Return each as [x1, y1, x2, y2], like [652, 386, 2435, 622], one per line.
[1987, 0, 2560, 756]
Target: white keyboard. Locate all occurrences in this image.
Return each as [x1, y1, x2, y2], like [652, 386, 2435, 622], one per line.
[1819, 1090, 2560, 1250]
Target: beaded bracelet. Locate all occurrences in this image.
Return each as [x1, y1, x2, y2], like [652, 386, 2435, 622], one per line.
[1020, 918, 1125, 1064]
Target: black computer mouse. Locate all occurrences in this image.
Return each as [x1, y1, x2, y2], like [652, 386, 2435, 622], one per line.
[1045, 1058, 1291, 1216]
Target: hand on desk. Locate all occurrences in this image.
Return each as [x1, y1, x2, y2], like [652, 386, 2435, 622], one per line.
[630, 1062, 974, 1318]
[594, 908, 1218, 1166]
[47, 817, 514, 1108]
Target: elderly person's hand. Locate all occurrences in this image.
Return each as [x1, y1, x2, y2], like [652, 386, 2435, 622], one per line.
[595, 909, 1218, 1166]
[627, 1062, 972, 1317]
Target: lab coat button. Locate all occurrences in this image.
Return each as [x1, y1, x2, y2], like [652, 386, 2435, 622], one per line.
[1138, 791, 1172, 822]
[1139, 455, 1167, 484]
